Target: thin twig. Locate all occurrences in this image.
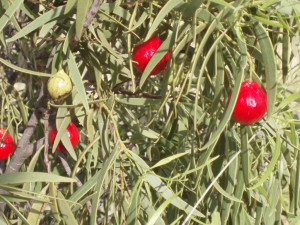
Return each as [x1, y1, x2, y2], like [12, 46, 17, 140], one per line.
[43, 105, 51, 173]
[114, 89, 162, 99]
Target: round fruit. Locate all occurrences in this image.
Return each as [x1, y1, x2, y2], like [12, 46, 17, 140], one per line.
[132, 36, 170, 75]
[49, 122, 79, 153]
[47, 69, 72, 101]
[228, 80, 267, 125]
[0, 128, 15, 160]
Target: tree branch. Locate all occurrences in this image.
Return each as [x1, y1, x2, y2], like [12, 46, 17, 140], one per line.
[71, 0, 104, 48]
[0, 81, 48, 212]
[5, 81, 48, 173]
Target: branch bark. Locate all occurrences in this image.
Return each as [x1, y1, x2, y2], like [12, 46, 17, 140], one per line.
[70, 0, 104, 49]
[5, 81, 48, 173]
[0, 81, 48, 212]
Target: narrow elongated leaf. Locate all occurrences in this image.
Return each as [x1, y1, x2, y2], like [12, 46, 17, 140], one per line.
[75, 0, 91, 40]
[67, 50, 89, 113]
[146, 192, 179, 225]
[117, 97, 161, 106]
[0, 58, 52, 77]
[0, 195, 30, 225]
[139, 36, 172, 88]
[130, 151, 204, 217]
[52, 107, 77, 160]
[0, 172, 75, 185]
[207, 162, 242, 203]
[38, 20, 58, 40]
[210, 0, 235, 8]
[5, 83, 28, 125]
[90, 146, 119, 225]
[0, 0, 23, 32]
[151, 152, 188, 169]
[249, 133, 281, 190]
[199, 28, 247, 151]
[253, 22, 277, 119]
[1, 0, 21, 31]
[241, 126, 249, 187]
[7, 6, 66, 42]
[49, 183, 61, 222]
[126, 180, 142, 225]
[231, 167, 245, 225]
[65, 0, 77, 14]
[145, 0, 183, 40]
[57, 190, 78, 225]
[276, 92, 300, 111]
[140, 192, 166, 225]
[20, 3, 37, 19]
[27, 185, 49, 225]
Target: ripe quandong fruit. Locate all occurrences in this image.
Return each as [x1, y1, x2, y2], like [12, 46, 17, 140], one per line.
[0, 128, 15, 160]
[132, 36, 170, 75]
[47, 69, 72, 101]
[49, 122, 79, 154]
[228, 80, 267, 125]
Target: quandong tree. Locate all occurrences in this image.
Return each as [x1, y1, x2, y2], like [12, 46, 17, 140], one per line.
[0, 0, 299, 224]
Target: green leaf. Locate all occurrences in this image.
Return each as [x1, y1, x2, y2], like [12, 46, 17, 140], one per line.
[0, 195, 30, 225]
[65, 0, 77, 14]
[90, 145, 119, 225]
[63, 23, 75, 54]
[253, 22, 277, 119]
[139, 36, 172, 88]
[126, 178, 142, 225]
[0, 172, 75, 185]
[151, 152, 188, 169]
[67, 49, 89, 113]
[20, 3, 37, 20]
[1, 0, 21, 31]
[181, 0, 204, 20]
[248, 132, 281, 190]
[276, 92, 300, 111]
[38, 20, 58, 41]
[0, 58, 52, 77]
[5, 83, 28, 125]
[207, 161, 242, 203]
[75, 0, 91, 40]
[27, 185, 49, 225]
[140, 192, 166, 225]
[199, 27, 247, 151]
[52, 107, 77, 160]
[0, 0, 23, 33]
[145, 0, 183, 40]
[49, 183, 61, 222]
[6, 6, 66, 42]
[130, 151, 204, 218]
[210, 0, 235, 8]
[57, 190, 78, 225]
[252, 15, 284, 28]
[116, 97, 161, 106]
[146, 192, 180, 225]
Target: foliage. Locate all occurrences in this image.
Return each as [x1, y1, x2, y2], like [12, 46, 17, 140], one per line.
[0, 0, 299, 224]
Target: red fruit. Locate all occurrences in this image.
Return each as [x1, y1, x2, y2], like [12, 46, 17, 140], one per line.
[132, 36, 170, 75]
[228, 81, 267, 125]
[49, 122, 79, 153]
[0, 128, 15, 160]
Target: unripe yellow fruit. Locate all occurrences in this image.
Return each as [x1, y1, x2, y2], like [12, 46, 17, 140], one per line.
[47, 69, 72, 101]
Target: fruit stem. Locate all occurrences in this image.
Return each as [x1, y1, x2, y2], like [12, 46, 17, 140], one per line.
[248, 53, 253, 82]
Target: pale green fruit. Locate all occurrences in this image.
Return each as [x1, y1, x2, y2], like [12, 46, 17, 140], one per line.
[47, 69, 72, 101]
